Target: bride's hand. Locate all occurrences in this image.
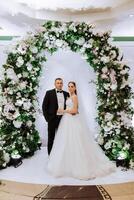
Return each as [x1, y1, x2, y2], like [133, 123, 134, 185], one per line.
[65, 109, 71, 114]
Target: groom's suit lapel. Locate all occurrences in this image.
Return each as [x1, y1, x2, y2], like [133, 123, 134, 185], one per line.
[53, 89, 58, 107]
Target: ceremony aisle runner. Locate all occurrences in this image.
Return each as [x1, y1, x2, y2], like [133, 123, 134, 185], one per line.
[0, 180, 133, 200]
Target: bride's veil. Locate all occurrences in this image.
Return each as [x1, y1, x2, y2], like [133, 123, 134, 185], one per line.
[74, 80, 99, 140]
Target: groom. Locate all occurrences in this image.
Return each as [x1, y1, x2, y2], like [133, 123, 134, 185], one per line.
[42, 78, 69, 155]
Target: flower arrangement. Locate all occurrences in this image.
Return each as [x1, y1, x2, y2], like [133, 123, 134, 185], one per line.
[0, 20, 134, 169]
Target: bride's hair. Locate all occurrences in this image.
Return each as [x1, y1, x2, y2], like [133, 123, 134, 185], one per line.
[68, 81, 77, 95]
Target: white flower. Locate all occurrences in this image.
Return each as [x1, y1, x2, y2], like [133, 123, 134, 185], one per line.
[120, 68, 129, 75]
[123, 143, 130, 150]
[2, 162, 7, 167]
[15, 99, 23, 107]
[55, 39, 63, 47]
[22, 71, 29, 77]
[103, 83, 110, 90]
[17, 44, 27, 55]
[23, 101, 32, 110]
[26, 63, 33, 71]
[3, 152, 10, 163]
[13, 120, 22, 128]
[25, 147, 30, 152]
[79, 47, 86, 53]
[8, 90, 13, 95]
[74, 37, 85, 46]
[110, 50, 117, 59]
[97, 136, 104, 145]
[120, 111, 132, 127]
[107, 121, 112, 127]
[105, 113, 114, 121]
[6, 68, 18, 82]
[17, 74, 22, 78]
[120, 77, 129, 89]
[103, 125, 112, 132]
[27, 120, 33, 127]
[102, 67, 108, 74]
[101, 74, 108, 79]
[104, 141, 111, 149]
[16, 56, 24, 67]
[110, 83, 117, 91]
[19, 81, 27, 90]
[3, 103, 20, 120]
[101, 56, 110, 63]
[93, 59, 98, 64]
[115, 129, 120, 134]
[81, 54, 88, 60]
[130, 159, 134, 169]
[83, 42, 92, 48]
[30, 46, 38, 54]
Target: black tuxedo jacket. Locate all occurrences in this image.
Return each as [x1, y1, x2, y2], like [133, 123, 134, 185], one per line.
[42, 89, 69, 122]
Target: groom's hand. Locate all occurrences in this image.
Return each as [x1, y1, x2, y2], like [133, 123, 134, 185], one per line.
[57, 108, 64, 114]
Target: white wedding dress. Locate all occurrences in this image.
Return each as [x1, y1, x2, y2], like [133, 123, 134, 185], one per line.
[47, 97, 116, 180]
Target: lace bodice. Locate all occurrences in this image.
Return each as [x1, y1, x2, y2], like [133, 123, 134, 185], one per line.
[66, 97, 74, 109]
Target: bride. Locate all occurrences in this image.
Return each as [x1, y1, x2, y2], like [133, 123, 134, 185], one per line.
[47, 81, 116, 180]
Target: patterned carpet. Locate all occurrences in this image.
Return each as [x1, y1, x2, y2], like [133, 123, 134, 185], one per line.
[0, 179, 134, 200]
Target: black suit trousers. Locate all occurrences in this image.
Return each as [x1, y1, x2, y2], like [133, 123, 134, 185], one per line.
[47, 115, 62, 155]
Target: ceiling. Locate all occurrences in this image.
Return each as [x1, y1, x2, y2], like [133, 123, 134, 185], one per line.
[0, 0, 134, 36]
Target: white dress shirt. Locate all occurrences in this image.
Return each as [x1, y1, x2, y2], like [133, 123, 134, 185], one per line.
[55, 89, 65, 115]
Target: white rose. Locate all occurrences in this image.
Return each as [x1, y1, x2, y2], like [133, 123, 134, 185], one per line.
[17, 45, 27, 55]
[27, 120, 33, 127]
[102, 67, 108, 74]
[17, 74, 22, 78]
[101, 74, 108, 79]
[6, 68, 18, 82]
[23, 101, 32, 110]
[13, 120, 22, 128]
[55, 39, 63, 47]
[110, 83, 117, 91]
[83, 42, 92, 48]
[75, 37, 85, 46]
[15, 99, 23, 106]
[16, 56, 24, 67]
[101, 56, 110, 63]
[30, 46, 38, 54]
[27, 63, 33, 71]
[19, 81, 27, 90]
[105, 113, 113, 121]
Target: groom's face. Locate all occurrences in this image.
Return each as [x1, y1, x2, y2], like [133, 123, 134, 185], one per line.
[55, 79, 63, 90]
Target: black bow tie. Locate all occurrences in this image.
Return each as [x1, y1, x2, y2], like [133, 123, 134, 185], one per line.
[57, 90, 63, 93]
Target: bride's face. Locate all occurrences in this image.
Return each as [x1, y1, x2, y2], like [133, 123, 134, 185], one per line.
[68, 83, 76, 93]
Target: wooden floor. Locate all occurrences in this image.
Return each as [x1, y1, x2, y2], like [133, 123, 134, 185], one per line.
[0, 179, 134, 200]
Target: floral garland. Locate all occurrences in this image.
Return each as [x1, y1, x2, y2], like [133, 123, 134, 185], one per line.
[0, 21, 134, 169]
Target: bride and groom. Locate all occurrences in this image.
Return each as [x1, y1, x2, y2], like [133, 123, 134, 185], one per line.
[42, 78, 116, 180]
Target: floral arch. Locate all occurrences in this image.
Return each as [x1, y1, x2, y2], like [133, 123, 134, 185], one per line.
[0, 21, 134, 169]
